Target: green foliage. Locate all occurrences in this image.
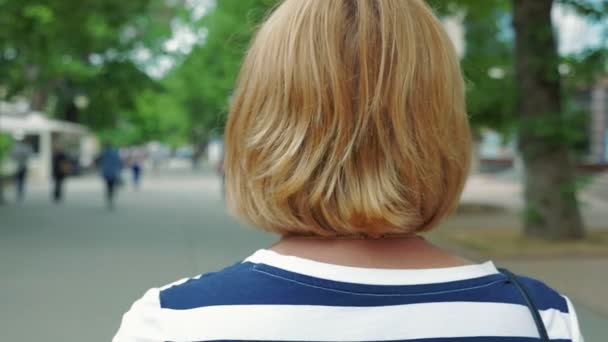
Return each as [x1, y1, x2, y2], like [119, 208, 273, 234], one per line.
[429, 0, 606, 146]
[0, 0, 176, 138]
[154, 0, 278, 147]
[0, 133, 11, 157]
[130, 88, 190, 147]
[0, 0, 276, 147]
[417, 1, 516, 137]
[1, 1, 152, 90]
[163, 0, 604, 152]
[189, 0, 277, 119]
[76, 61, 160, 128]
[460, 2, 516, 136]
[0, 133, 13, 176]
[518, 110, 589, 157]
[522, 204, 543, 225]
[0, 0, 605, 152]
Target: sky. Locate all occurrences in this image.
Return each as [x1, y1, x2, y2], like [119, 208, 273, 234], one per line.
[553, 4, 605, 55]
[140, 0, 212, 78]
[142, 0, 606, 79]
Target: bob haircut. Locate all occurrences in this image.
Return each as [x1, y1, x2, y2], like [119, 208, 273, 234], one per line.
[224, 0, 471, 238]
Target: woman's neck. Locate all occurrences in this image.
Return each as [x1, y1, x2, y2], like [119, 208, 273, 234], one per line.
[270, 235, 472, 269]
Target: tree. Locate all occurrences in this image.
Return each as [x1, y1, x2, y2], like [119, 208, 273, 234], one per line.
[429, 0, 607, 240]
[459, 2, 515, 136]
[0, 0, 176, 128]
[159, 0, 278, 151]
[0, 1, 181, 202]
[512, 0, 586, 239]
[428, 1, 510, 133]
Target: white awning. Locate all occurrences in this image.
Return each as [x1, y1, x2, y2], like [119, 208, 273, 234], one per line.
[0, 112, 88, 135]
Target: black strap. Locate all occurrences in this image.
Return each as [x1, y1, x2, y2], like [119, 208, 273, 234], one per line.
[499, 268, 550, 341]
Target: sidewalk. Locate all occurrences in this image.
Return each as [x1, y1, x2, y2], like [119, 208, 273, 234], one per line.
[0, 170, 273, 342]
[0, 170, 606, 340]
[450, 173, 608, 338]
[501, 258, 608, 324]
[460, 173, 608, 231]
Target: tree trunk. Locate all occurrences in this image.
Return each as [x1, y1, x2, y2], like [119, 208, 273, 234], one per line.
[30, 87, 49, 112]
[30, 78, 59, 112]
[63, 101, 80, 123]
[512, 0, 585, 239]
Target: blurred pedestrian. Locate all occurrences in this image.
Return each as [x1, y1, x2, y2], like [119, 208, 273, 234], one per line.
[11, 140, 32, 201]
[129, 148, 144, 189]
[191, 146, 202, 170]
[51, 144, 70, 203]
[216, 155, 225, 198]
[98, 142, 122, 209]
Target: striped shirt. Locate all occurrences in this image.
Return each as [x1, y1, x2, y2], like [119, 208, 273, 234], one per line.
[113, 249, 584, 341]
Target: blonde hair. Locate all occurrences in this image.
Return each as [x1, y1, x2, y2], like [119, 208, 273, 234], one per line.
[224, 0, 471, 237]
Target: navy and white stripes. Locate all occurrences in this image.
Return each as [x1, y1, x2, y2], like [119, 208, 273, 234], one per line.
[113, 249, 583, 342]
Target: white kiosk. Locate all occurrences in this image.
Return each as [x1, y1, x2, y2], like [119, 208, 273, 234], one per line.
[0, 101, 95, 182]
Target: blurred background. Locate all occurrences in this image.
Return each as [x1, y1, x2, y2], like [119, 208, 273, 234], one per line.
[0, 0, 607, 340]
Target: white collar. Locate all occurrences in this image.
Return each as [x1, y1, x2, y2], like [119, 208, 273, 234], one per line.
[245, 249, 498, 286]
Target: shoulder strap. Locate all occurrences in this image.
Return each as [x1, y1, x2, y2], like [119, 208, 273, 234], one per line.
[499, 268, 550, 341]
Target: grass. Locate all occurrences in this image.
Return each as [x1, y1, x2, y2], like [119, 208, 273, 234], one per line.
[430, 228, 608, 259]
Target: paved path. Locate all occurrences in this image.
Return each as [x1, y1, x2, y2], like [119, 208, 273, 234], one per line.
[460, 174, 608, 230]
[0, 169, 274, 341]
[0, 169, 605, 341]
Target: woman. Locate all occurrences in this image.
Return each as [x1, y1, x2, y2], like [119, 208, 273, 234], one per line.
[113, 1, 584, 341]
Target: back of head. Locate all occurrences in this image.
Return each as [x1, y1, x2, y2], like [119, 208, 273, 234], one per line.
[225, 0, 471, 237]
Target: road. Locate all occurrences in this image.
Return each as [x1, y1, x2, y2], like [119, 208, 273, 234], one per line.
[0, 168, 605, 341]
[0, 169, 274, 341]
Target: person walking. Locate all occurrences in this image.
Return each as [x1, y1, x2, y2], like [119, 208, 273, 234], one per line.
[51, 144, 70, 203]
[113, 1, 584, 341]
[11, 140, 32, 201]
[216, 154, 225, 198]
[129, 148, 143, 190]
[98, 142, 122, 209]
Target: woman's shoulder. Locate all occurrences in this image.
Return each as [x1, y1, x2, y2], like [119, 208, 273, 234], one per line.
[112, 260, 585, 342]
[506, 272, 569, 311]
[158, 261, 260, 309]
[505, 271, 584, 342]
[112, 261, 260, 342]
